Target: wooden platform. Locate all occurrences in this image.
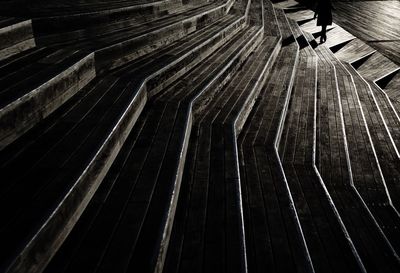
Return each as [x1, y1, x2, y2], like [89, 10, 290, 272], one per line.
[0, 1, 400, 273]
[333, 1, 400, 65]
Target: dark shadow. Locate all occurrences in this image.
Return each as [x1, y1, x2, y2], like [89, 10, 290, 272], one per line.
[284, 6, 307, 12]
[308, 38, 319, 49]
[282, 35, 296, 47]
[376, 70, 399, 89]
[351, 52, 374, 70]
[312, 27, 334, 39]
[296, 35, 310, 49]
[330, 39, 352, 53]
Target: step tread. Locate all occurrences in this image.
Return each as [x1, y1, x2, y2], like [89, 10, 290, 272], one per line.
[325, 46, 400, 255]
[357, 51, 399, 82]
[313, 44, 400, 273]
[42, 25, 258, 273]
[335, 38, 376, 64]
[164, 34, 278, 273]
[0, 14, 245, 272]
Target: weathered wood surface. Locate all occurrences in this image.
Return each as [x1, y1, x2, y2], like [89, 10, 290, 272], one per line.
[333, 1, 400, 65]
[324, 46, 400, 256]
[333, 1, 400, 42]
[357, 52, 399, 82]
[281, 19, 364, 273]
[0, 19, 35, 61]
[239, 8, 315, 273]
[313, 44, 400, 273]
[0, 8, 246, 273]
[44, 28, 258, 273]
[335, 38, 376, 64]
[0, 1, 400, 273]
[0, 0, 231, 150]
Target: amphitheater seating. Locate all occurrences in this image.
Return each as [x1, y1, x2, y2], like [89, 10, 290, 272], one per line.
[0, 17, 35, 61]
[1, 0, 400, 273]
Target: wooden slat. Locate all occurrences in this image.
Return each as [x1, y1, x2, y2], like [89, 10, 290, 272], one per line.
[43, 24, 260, 273]
[335, 38, 376, 64]
[313, 43, 400, 273]
[333, 1, 400, 42]
[357, 52, 399, 82]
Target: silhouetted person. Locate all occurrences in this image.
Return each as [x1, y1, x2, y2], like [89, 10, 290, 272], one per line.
[314, 0, 333, 43]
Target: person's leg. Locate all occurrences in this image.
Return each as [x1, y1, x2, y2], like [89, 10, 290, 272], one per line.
[321, 25, 327, 42]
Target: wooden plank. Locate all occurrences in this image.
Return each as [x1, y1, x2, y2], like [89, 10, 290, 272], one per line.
[357, 52, 399, 82]
[335, 39, 376, 64]
[313, 44, 400, 272]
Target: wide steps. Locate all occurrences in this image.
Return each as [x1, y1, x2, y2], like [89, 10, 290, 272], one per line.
[312, 41, 400, 273]
[0, 18, 35, 61]
[31, 0, 183, 36]
[0, 10, 246, 273]
[0, 2, 236, 150]
[335, 38, 376, 64]
[357, 51, 399, 83]
[35, 1, 225, 46]
[280, 18, 365, 273]
[320, 42, 400, 255]
[43, 21, 261, 273]
[238, 7, 316, 273]
[1, 1, 400, 273]
[164, 5, 281, 271]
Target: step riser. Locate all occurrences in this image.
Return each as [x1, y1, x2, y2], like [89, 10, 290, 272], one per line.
[0, 38, 36, 62]
[32, 0, 182, 36]
[155, 26, 264, 273]
[235, 38, 281, 133]
[95, 4, 226, 73]
[5, 83, 147, 273]
[3, 12, 250, 273]
[148, 17, 246, 97]
[0, 15, 242, 150]
[0, 53, 96, 151]
[0, 20, 36, 61]
[154, 109, 192, 273]
[275, 48, 299, 149]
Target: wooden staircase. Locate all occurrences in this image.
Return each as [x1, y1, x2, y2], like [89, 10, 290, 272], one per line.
[0, 1, 400, 273]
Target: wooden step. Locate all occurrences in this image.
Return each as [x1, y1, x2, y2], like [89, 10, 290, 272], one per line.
[280, 17, 366, 273]
[263, 0, 280, 36]
[93, 1, 229, 72]
[0, 4, 239, 150]
[0, 18, 35, 61]
[165, 5, 282, 272]
[334, 38, 376, 64]
[320, 43, 400, 257]
[357, 51, 399, 83]
[31, 0, 183, 35]
[0, 0, 169, 16]
[43, 23, 262, 273]
[33, 1, 229, 45]
[239, 7, 317, 273]
[0, 49, 95, 151]
[311, 42, 400, 273]
[0, 12, 246, 273]
[322, 26, 355, 49]
[284, 8, 314, 22]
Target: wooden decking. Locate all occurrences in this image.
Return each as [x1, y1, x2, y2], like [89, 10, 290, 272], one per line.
[333, 1, 400, 65]
[0, 1, 400, 273]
